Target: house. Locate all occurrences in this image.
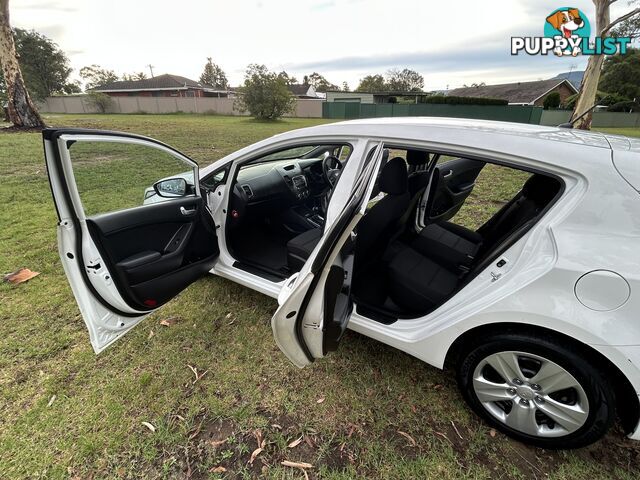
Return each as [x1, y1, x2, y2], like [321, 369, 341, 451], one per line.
[325, 91, 428, 104]
[93, 73, 234, 98]
[287, 84, 323, 99]
[447, 79, 578, 106]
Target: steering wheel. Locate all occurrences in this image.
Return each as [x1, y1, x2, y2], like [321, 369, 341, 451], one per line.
[322, 155, 343, 187]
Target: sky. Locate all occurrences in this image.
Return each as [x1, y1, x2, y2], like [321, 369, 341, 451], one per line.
[10, 0, 639, 91]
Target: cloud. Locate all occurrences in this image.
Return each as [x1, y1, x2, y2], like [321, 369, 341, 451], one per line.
[13, 1, 78, 12]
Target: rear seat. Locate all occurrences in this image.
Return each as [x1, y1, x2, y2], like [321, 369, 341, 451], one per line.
[387, 174, 561, 312]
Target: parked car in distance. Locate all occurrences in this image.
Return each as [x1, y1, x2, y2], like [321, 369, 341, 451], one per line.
[43, 118, 640, 448]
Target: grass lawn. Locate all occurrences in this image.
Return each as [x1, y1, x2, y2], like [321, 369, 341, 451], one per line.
[1, 114, 639, 479]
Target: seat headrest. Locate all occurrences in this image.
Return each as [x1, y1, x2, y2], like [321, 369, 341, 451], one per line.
[406, 150, 429, 166]
[522, 174, 561, 205]
[379, 157, 408, 195]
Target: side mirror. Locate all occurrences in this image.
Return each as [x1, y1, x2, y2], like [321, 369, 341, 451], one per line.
[153, 178, 188, 198]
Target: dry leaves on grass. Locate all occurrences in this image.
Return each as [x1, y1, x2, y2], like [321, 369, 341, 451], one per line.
[3, 268, 39, 285]
[282, 460, 313, 479]
[186, 364, 208, 384]
[141, 422, 156, 433]
[210, 466, 227, 473]
[397, 430, 417, 447]
[316, 396, 325, 404]
[287, 436, 303, 448]
[159, 317, 180, 327]
[249, 430, 266, 465]
[47, 395, 56, 407]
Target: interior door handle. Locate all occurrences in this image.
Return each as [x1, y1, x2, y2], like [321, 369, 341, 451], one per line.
[443, 170, 453, 178]
[180, 206, 196, 216]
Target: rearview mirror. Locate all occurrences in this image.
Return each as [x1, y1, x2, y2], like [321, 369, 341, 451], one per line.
[153, 178, 188, 198]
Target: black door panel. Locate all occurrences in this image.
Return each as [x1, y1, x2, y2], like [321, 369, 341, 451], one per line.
[86, 196, 218, 310]
[427, 158, 485, 223]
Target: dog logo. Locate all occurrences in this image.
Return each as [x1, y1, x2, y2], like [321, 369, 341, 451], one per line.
[544, 7, 589, 56]
[512, 6, 630, 57]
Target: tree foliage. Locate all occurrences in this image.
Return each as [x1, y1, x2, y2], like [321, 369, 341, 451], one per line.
[121, 72, 147, 81]
[0, 28, 79, 101]
[303, 72, 338, 92]
[277, 71, 298, 86]
[85, 91, 114, 113]
[199, 57, 228, 89]
[543, 92, 561, 109]
[356, 74, 386, 92]
[599, 48, 640, 100]
[422, 95, 507, 105]
[235, 64, 296, 120]
[80, 64, 119, 91]
[386, 68, 424, 92]
[356, 69, 425, 92]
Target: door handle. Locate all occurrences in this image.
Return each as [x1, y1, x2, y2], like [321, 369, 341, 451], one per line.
[443, 170, 453, 178]
[180, 206, 196, 216]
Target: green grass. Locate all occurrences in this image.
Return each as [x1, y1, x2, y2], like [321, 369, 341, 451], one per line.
[1, 115, 639, 479]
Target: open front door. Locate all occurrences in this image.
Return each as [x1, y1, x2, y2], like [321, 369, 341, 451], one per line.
[43, 129, 219, 353]
[271, 143, 384, 367]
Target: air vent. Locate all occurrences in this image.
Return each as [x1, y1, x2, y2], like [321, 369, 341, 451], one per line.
[283, 164, 295, 171]
[241, 184, 253, 197]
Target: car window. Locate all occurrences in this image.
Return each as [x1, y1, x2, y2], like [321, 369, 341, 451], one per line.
[67, 140, 196, 216]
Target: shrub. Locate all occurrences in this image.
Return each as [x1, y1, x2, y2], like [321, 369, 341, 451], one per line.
[607, 101, 640, 112]
[422, 95, 508, 106]
[234, 64, 296, 120]
[85, 91, 115, 113]
[543, 92, 561, 109]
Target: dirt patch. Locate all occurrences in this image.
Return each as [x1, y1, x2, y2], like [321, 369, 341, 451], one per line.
[0, 125, 44, 133]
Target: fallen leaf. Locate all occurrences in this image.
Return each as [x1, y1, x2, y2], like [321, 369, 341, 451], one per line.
[249, 447, 263, 464]
[225, 312, 233, 319]
[47, 395, 56, 407]
[287, 436, 303, 448]
[209, 466, 227, 473]
[159, 317, 179, 327]
[397, 430, 417, 447]
[489, 429, 496, 438]
[3, 268, 39, 285]
[316, 397, 325, 404]
[281, 460, 313, 469]
[147, 329, 154, 340]
[271, 423, 282, 430]
[141, 421, 156, 433]
[208, 439, 227, 448]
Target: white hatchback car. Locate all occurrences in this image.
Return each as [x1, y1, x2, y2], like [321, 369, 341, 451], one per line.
[43, 118, 640, 449]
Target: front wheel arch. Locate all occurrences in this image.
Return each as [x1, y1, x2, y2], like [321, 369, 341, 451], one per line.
[444, 322, 639, 436]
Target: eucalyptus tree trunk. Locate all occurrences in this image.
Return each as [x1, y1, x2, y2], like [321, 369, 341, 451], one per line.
[572, 0, 610, 130]
[0, 0, 45, 128]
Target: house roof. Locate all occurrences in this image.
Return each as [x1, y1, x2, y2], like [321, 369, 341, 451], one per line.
[447, 79, 578, 104]
[288, 84, 312, 96]
[94, 74, 212, 92]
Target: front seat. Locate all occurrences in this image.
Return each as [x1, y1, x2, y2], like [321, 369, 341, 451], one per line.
[287, 227, 323, 271]
[354, 157, 410, 273]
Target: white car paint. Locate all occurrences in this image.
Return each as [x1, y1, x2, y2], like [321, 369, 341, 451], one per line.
[44, 118, 640, 441]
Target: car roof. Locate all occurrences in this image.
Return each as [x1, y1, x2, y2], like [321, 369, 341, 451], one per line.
[282, 117, 613, 150]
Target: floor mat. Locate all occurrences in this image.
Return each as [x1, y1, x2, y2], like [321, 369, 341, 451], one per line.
[232, 227, 290, 273]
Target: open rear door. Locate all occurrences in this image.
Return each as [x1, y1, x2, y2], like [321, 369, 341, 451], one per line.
[271, 143, 384, 367]
[43, 129, 219, 353]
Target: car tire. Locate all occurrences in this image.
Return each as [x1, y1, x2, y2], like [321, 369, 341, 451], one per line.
[456, 331, 615, 449]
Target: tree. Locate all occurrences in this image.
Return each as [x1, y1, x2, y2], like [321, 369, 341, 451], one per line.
[572, 0, 640, 129]
[0, 0, 44, 128]
[79, 64, 119, 91]
[85, 91, 114, 113]
[277, 71, 298, 86]
[356, 74, 386, 92]
[121, 71, 147, 81]
[599, 48, 640, 100]
[543, 91, 561, 109]
[303, 72, 338, 92]
[341, 81, 349, 91]
[199, 57, 228, 89]
[235, 64, 296, 120]
[0, 28, 79, 101]
[386, 68, 424, 92]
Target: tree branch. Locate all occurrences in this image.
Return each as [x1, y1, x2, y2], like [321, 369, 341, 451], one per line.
[601, 7, 640, 35]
